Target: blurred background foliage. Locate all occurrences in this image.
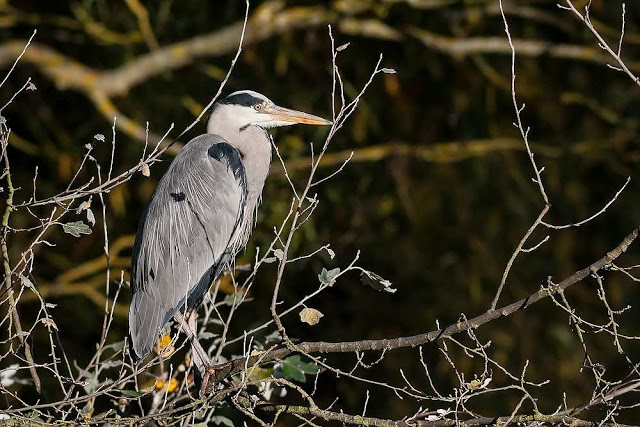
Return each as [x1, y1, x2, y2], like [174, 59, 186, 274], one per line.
[2, 0, 640, 422]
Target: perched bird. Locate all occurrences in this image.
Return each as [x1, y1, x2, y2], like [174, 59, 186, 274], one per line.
[128, 90, 331, 384]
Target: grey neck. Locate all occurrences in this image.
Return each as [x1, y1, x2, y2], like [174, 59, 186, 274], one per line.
[206, 111, 272, 211]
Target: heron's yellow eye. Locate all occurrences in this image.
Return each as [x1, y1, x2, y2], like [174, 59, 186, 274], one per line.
[253, 104, 262, 111]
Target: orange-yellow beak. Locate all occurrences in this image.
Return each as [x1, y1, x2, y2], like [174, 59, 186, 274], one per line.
[265, 104, 332, 126]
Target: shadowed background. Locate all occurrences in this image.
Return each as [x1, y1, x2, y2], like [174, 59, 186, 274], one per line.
[2, 0, 640, 422]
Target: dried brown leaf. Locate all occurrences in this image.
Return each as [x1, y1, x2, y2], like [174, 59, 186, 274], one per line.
[300, 307, 324, 326]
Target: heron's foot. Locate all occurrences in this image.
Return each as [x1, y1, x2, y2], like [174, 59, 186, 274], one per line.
[197, 361, 234, 397]
[198, 367, 214, 397]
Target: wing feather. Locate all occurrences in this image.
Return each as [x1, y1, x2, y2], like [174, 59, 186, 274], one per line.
[129, 134, 246, 359]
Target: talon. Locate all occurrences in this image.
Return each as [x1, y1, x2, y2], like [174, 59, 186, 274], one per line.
[199, 369, 211, 397]
[198, 365, 218, 396]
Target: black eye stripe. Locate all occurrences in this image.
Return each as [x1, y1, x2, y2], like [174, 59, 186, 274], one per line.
[220, 93, 264, 107]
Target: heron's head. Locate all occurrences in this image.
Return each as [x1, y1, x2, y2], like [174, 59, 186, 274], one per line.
[207, 90, 332, 133]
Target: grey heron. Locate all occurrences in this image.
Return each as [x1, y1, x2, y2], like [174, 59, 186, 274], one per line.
[128, 90, 331, 387]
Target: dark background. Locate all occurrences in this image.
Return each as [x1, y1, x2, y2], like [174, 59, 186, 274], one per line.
[2, 0, 640, 423]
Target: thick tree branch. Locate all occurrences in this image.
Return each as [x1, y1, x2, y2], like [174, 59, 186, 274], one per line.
[0, 3, 334, 97]
[269, 137, 640, 177]
[4, 18, 635, 99]
[255, 401, 630, 427]
[211, 227, 639, 383]
[2, 4, 636, 147]
[1, 3, 635, 101]
[408, 26, 640, 71]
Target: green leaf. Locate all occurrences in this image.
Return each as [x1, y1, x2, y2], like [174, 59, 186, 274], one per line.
[83, 377, 99, 394]
[224, 290, 245, 306]
[119, 389, 146, 398]
[101, 360, 122, 369]
[19, 274, 34, 289]
[248, 366, 274, 381]
[103, 340, 125, 353]
[273, 248, 284, 260]
[62, 221, 92, 238]
[326, 247, 335, 259]
[318, 267, 340, 286]
[280, 355, 321, 382]
[264, 330, 282, 344]
[211, 416, 234, 426]
[199, 331, 216, 340]
[360, 270, 397, 293]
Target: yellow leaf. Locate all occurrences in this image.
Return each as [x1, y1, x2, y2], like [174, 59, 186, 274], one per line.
[155, 378, 179, 392]
[155, 335, 175, 357]
[167, 378, 178, 392]
[468, 379, 482, 389]
[81, 402, 93, 419]
[248, 366, 274, 381]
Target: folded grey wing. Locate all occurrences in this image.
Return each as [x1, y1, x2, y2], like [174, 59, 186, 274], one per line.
[129, 135, 246, 359]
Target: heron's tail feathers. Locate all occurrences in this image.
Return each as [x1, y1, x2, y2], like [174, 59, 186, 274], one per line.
[128, 291, 164, 360]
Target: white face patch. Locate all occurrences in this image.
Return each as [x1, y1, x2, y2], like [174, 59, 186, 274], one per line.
[208, 90, 329, 134]
[225, 92, 296, 129]
[209, 100, 296, 131]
